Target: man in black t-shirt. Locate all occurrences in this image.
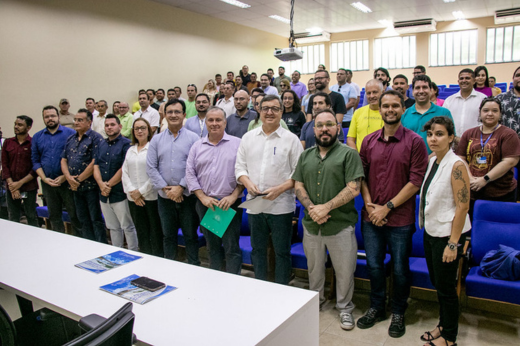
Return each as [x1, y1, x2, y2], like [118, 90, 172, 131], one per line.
[306, 70, 347, 124]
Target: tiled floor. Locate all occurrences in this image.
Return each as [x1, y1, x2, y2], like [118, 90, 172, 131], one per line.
[1, 255, 519, 345]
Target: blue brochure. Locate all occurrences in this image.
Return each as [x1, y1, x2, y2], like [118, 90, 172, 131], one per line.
[100, 274, 176, 305]
[75, 251, 142, 274]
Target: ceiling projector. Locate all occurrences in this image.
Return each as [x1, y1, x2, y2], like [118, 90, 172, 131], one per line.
[274, 47, 303, 61]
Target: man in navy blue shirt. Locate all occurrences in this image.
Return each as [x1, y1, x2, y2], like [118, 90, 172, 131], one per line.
[94, 114, 138, 251]
[61, 109, 106, 243]
[32, 105, 81, 234]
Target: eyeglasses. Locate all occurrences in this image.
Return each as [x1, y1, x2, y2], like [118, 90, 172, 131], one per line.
[314, 122, 337, 129]
[260, 106, 281, 113]
[134, 126, 147, 132]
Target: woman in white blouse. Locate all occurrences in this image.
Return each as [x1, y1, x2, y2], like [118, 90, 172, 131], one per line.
[122, 118, 163, 257]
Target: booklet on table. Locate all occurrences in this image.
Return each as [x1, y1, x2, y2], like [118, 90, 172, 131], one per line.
[100, 274, 176, 305]
[75, 250, 142, 274]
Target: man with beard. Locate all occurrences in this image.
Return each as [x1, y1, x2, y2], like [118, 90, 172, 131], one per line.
[293, 108, 364, 331]
[306, 70, 347, 125]
[402, 75, 453, 153]
[362, 68, 392, 106]
[247, 73, 261, 93]
[497, 66, 520, 136]
[2, 115, 39, 226]
[32, 105, 81, 234]
[300, 92, 345, 149]
[392, 74, 415, 109]
[155, 88, 166, 106]
[234, 76, 249, 93]
[185, 93, 211, 138]
[260, 73, 279, 96]
[357, 90, 428, 337]
[226, 90, 256, 138]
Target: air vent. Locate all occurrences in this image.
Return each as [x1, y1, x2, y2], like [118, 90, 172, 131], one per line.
[495, 8, 520, 24]
[394, 19, 436, 34]
[294, 31, 331, 44]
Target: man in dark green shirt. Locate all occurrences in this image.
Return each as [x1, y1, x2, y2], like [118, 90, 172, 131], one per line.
[293, 109, 364, 331]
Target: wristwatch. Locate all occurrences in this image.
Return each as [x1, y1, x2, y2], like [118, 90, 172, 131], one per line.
[483, 175, 490, 182]
[447, 241, 457, 251]
[386, 201, 395, 210]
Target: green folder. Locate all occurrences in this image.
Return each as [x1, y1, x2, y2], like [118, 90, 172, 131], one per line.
[200, 206, 236, 238]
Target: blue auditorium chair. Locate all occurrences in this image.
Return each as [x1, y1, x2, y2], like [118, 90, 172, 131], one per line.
[465, 200, 520, 305]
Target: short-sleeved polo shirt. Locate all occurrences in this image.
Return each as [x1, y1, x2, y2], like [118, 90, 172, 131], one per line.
[292, 141, 364, 236]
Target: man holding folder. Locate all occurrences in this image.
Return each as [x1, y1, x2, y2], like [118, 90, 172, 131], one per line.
[186, 106, 244, 274]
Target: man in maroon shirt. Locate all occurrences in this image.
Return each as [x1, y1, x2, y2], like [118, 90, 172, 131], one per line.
[1, 115, 39, 226]
[357, 90, 428, 337]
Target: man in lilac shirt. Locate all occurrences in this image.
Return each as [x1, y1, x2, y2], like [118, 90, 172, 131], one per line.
[358, 90, 428, 337]
[290, 70, 308, 100]
[186, 106, 244, 274]
[147, 99, 201, 265]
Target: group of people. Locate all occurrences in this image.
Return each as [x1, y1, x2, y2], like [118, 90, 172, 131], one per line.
[2, 62, 520, 346]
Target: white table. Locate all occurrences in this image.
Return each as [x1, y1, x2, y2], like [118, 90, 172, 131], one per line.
[0, 220, 318, 345]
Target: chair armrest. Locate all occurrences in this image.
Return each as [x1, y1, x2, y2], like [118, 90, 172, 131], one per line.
[78, 313, 106, 332]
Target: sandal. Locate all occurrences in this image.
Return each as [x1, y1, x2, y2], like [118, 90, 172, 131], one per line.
[423, 338, 457, 346]
[420, 325, 442, 342]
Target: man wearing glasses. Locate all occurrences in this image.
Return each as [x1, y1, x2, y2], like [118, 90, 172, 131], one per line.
[147, 99, 200, 265]
[306, 70, 347, 125]
[293, 108, 364, 331]
[236, 94, 303, 285]
[407, 65, 426, 100]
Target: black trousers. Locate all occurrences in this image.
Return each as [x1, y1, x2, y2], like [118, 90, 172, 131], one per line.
[423, 231, 466, 342]
[128, 199, 164, 257]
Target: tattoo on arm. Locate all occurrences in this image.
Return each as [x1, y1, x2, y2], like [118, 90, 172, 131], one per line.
[453, 166, 465, 182]
[457, 185, 469, 203]
[295, 186, 313, 209]
[326, 177, 361, 210]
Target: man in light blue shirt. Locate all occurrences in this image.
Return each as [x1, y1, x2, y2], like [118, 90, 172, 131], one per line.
[330, 68, 358, 127]
[260, 73, 279, 96]
[147, 99, 201, 265]
[184, 93, 210, 138]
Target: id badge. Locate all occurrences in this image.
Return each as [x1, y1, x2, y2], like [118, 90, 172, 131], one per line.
[476, 154, 487, 165]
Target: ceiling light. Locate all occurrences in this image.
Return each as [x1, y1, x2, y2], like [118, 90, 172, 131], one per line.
[443, 0, 456, 3]
[350, 2, 372, 13]
[269, 15, 290, 24]
[453, 11, 465, 20]
[220, 0, 251, 9]
[378, 20, 392, 27]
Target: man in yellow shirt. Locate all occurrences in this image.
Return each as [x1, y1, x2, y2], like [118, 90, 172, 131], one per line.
[347, 80, 384, 151]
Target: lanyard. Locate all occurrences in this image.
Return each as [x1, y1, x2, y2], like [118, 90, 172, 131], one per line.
[480, 124, 499, 153]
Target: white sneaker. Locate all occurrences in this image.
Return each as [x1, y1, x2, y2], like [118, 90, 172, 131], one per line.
[340, 312, 355, 330]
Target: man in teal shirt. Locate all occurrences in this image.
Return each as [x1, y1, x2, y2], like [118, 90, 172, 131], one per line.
[293, 109, 364, 331]
[117, 102, 134, 139]
[401, 75, 454, 154]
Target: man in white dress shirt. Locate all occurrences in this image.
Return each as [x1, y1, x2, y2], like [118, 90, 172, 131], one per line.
[216, 81, 236, 117]
[133, 93, 160, 133]
[444, 68, 486, 137]
[91, 100, 108, 138]
[236, 94, 303, 285]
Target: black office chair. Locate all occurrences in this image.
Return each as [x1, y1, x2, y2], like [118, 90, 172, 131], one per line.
[0, 302, 135, 346]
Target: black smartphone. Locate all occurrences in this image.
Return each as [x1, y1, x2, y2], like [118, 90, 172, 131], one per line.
[130, 277, 166, 292]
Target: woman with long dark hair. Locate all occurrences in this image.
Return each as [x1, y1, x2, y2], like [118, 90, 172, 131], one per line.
[474, 66, 493, 97]
[281, 90, 306, 137]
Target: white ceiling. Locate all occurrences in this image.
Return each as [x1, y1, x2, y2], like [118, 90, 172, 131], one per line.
[152, 0, 519, 37]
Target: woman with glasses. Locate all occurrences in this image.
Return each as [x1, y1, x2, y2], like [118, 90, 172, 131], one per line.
[280, 79, 291, 95]
[455, 97, 520, 213]
[281, 90, 306, 137]
[122, 118, 163, 257]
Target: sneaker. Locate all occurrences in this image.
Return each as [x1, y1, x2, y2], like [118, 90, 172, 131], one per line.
[388, 314, 405, 338]
[339, 312, 355, 330]
[356, 308, 386, 329]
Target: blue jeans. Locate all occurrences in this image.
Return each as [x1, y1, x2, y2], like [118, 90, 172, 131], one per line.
[157, 195, 200, 266]
[73, 189, 107, 244]
[196, 199, 242, 274]
[249, 212, 293, 285]
[362, 221, 415, 315]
